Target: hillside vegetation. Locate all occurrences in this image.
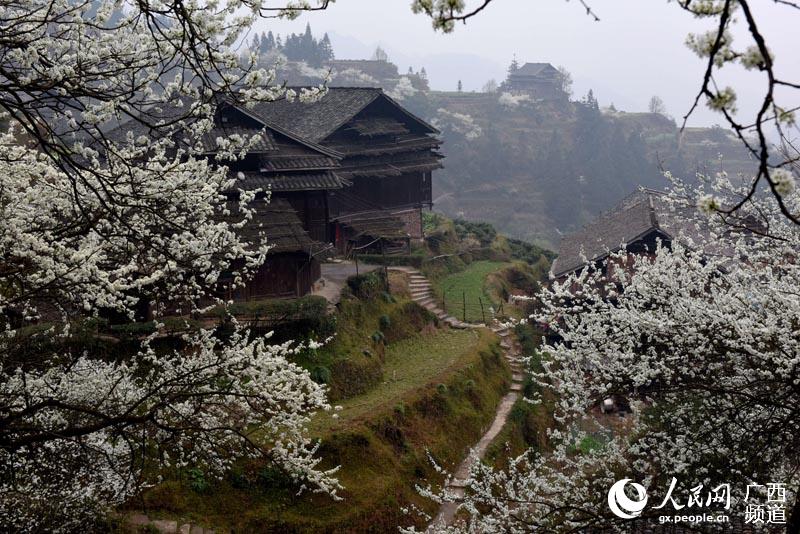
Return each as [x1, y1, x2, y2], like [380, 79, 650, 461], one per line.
[403, 91, 753, 247]
[134, 323, 509, 532]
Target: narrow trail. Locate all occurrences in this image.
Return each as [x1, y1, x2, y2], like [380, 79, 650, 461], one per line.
[429, 323, 526, 529]
[381, 267, 530, 528]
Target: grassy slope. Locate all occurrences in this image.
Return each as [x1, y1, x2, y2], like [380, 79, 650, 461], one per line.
[432, 260, 510, 323]
[138, 327, 510, 533]
[312, 329, 484, 434]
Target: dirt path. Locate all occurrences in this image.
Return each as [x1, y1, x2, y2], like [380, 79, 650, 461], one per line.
[311, 260, 380, 305]
[429, 323, 526, 529]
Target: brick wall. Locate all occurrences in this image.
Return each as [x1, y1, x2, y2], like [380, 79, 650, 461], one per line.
[391, 207, 423, 239]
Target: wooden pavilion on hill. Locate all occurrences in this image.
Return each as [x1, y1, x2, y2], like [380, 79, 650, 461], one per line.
[502, 62, 564, 100]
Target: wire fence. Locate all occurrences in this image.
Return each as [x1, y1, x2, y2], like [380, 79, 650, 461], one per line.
[438, 289, 508, 324]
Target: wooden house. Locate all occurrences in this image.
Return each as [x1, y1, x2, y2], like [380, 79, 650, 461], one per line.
[105, 87, 441, 302]
[207, 102, 344, 245]
[552, 189, 684, 281]
[502, 62, 564, 101]
[251, 87, 443, 255]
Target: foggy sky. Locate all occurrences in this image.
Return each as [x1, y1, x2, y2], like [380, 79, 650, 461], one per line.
[253, 0, 799, 127]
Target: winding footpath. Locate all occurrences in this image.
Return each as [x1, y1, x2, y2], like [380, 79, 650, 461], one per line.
[389, 264, 527, 528]
[429, 323, 527, 529]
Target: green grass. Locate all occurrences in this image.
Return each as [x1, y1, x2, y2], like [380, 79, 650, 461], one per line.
[312, 328, 482, 434]
[434, 260, 510, 322]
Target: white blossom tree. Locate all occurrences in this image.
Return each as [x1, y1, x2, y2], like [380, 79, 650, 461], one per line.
[0, 0, 338, 530]
[415, 172, 800, 532]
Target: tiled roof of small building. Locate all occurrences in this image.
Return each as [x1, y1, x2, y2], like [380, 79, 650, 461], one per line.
[332, 210, 410, 239]
[513, 62, 560, 77]
[234, 171, 346, 192]
[552, 189, 678, 278]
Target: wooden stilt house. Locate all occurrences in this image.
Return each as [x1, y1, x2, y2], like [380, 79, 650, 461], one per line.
[250, 88, 443, 255]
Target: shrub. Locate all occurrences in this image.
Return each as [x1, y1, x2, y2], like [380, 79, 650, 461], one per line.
[436, 383, 448, 395]
[187, 468, 209, 493]
[310, 365, 332, 384]
[379, 315, 391, 329]
[346, 271, 387, 299]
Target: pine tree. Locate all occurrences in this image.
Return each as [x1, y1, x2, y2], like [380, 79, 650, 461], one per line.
[283, 33, 300, 61]
[257, 31, 268, 54]
[457, 79, 463, 92]
[301, 23, 315, 63]
[420, 67, 428, 81]
[264, 31, 276, 52]
[320, 33, 334, 61]
[584, 89, 599, 111]
[372, 46, 388, 62]
[250, 33, 261, 52]
[508, 54, 519, 76]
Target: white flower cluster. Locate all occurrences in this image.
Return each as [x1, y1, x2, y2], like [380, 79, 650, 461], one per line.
[431, 108, 482, 140]
[388, 77, 419, 102]
[419, 173, 800, 531]
[0, 0, 336, 529]
[0, 327, 340, 530]
[498, 92, 531, 108]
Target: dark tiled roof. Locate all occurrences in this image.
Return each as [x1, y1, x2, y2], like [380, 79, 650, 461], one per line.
[346, 117, 409, 137]
[234, 171, 346, 192]
[250, 87, 438, 143]
[337, 157, 443, 179]
[326, 134, 441, 156]
[333, 210, 410, 239]
[259, 154, 338, 172]
[251, 88, 382, 143]
[221, 197, 319, 254]
[552, 189, 677, 277]
[513, 62, 559, 77]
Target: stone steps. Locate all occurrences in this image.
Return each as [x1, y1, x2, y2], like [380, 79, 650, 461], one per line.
[126, 514, 214, 533]
[387, 266, 479, 332]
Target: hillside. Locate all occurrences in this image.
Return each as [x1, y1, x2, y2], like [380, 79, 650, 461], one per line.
[401, 91, 753, 248]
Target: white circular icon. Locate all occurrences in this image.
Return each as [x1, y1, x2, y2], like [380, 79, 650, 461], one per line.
[608, 479, 648, 519]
